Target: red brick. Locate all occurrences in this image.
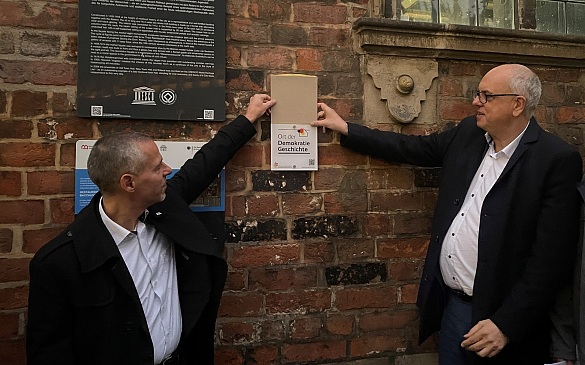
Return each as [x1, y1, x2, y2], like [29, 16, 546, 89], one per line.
[325, 314, 354, 335]
[556, 106, 585, 124]
[324, 192, 365, 214]
[0, 200, 44, 224]
[218, 292, 264, 317]
[309, 27, 349, 47]
[450, 62, 478, 76]
[0, 286, 28, 310]
[322, 50, 359, 73]
[400, 124, 442, 136]
[0, 1, 26, 26]
[359, 310, 418, 332]
[229, 244, 300, 268]
[0, 90, 6, 113]
[423, 191, 438, 211]
[0, 60, 76, 86]
[0, 171, 21, 196]
[0, 228, 13, 253]
[20, 32, 60, 57]
[304, 241, 335, 263]
[229, 18, 270, 43]
[378, 237, 429, 259]
[0, 142, 55, 167]
[50, 198, 75, 224]
[248, 0, 290, 20]
[353, 5, 368, 15]
[382, 166, 414, 189]
[246, 47, 293, 70]
[27, 171, 74, 195]
[217, 321, 256, 344]
[0, 313, 20, 340]
[362, 213, 391, 236]
[246, 194, 279, 216]
[350, 334, 407, 356]
[37, 117, 93, 140]
[314, 168, 346, 190]
[532, 67, 558, 82]
[335, 285, 396, 310]
[284, 340, 346, 362]
[51, 93, 75, 114]
[558, 69, 580, 83]
[296, 48, 323, 71]
[22, 227, 63, 254]
[439, 78, 464, 97]
[394, 213, 432, 235]
[228, 144, 263, 167]
[282, 194, 322, 215]
[224, 270, 246, 291]
[227, 0, 246, 15]
[399, 283, 418, 304]
[225, 170, 247, 193]
[214, 346, 244, 365]
[258, 319, 285, 341]
[336, 238, 374, 262]
[390, 260, 423, 281]
[541, 82, 565, 104]
[249, 266, 318, 291]
[21, 4, 78, 31]
[60, 143, 76, 167]
[226, 45, 241, 67]
[249, 345, 278, 365]
[290, 316, 322, 339]
[370, 192, 424, 212]
[293, 4, 348, 24]
[0, 259, 30, 282]
[266, 289, 331, 314]
[0, 339, 26, 365]
[65, 35, 77, 60]
[10, 90, 47, 117]
[0, 120, 33, 139]
[438, 99, 476, 121]
[318, 144, 367, 166]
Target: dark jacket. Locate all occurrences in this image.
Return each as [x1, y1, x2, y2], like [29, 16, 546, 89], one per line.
[342, 116, 582, 364]
[26, 116, 257, 365]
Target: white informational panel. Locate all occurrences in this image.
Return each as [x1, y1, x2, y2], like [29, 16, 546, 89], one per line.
[270, 74, 318, 171]
[75, 140, 225, 214]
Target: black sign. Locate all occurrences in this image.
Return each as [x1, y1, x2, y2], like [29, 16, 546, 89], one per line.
[77, 0, 225, 121]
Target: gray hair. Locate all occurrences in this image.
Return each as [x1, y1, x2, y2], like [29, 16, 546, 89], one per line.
[508, 65, 541, 118]
[87, 132, 153, 195]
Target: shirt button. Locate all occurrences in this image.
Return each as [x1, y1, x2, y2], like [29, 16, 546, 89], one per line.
[448, 255, 452, 258]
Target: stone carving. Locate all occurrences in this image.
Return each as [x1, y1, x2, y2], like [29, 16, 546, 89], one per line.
[366, 56, 438, 123]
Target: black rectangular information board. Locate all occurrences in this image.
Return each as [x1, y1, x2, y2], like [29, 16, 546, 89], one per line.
[77, 0, 225, 121]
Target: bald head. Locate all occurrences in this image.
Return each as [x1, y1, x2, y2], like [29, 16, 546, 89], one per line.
[484, 64, 541, 118]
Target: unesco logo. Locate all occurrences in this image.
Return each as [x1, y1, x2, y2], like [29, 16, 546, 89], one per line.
[159, 89, 177, 105]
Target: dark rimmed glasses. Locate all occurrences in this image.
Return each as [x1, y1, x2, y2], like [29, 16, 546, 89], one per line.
[473, 90, 519, 104]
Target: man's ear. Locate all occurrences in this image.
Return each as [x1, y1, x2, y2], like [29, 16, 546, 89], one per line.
[512, 96, 526, 117]
[120, 174, 135, 192]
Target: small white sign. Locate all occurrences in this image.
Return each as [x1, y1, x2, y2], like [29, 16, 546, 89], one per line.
[270, 123, 318, 171]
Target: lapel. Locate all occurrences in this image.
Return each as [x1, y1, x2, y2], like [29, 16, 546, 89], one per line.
[72, 193, 150, 333]
[496, 118, 540, 184]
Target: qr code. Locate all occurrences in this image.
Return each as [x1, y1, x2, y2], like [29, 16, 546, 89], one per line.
[203, 109, 214, 120]
[91, 106, 103, 117]
[309, 159, 315, 166]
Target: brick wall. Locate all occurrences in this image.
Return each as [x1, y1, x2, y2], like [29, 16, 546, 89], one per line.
[1, 1, 584, 365]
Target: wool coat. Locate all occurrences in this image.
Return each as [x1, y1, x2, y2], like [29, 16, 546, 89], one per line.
[26, 116, 257, 365]
[341, 116, 582, 364]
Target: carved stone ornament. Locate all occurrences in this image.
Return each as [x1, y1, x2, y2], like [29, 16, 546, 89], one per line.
[366, 56, 438, 123]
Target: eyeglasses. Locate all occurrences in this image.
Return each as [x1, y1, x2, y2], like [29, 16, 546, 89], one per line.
[473, 90, 519, 104]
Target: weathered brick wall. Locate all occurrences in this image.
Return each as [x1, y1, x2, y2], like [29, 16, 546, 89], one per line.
[1, 1, 584, 365]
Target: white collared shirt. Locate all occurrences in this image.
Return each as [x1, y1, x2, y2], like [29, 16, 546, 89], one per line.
[99, 199, 181, 364]
[440, 124, 529, 296]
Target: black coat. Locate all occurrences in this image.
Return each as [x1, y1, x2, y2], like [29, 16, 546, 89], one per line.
[342, 116, 582, 364]
[26, 116, 257, 365]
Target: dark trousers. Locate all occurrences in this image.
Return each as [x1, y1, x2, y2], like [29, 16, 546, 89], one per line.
[439, 290, 474, 365]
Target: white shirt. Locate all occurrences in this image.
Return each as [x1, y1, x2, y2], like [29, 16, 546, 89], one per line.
[99, 199, 182, 364]
[440, 124, 529, 296]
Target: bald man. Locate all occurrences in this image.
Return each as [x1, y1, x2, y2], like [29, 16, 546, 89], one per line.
[313, 64, 582, 364]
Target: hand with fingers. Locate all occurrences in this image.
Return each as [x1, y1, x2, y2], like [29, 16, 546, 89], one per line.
[461, 319, 509, 358]
[311, 102, 349, 136]
[244, 94, 276, 123]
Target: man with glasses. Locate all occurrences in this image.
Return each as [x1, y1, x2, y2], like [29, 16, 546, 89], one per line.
[312, 64, 582, 364]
